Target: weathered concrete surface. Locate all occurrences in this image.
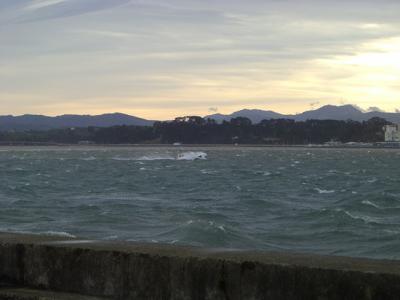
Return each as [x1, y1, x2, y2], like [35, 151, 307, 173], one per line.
[0, 288, 109, 300]
[1, 233, 400, 299]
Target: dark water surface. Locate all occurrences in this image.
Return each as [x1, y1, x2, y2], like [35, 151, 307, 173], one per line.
[1, 146, 400, 259]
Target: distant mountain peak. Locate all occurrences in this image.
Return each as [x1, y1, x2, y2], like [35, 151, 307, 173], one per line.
[366, 106, 385, 113]
[0, 113, 153, 131]
[205, 104, 400, 124]
[313, 104, 362, 112]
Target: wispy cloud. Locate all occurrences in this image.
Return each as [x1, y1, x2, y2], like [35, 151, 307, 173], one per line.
[74, 29, 134, 39]
[24, 0, 69, 11]
[12, 0, 132, 23]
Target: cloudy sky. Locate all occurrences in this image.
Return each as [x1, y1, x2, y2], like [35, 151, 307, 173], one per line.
[1, 0, 399, 119]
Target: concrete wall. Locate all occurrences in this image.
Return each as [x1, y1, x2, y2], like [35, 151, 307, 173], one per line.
[1, 233, 400, 299]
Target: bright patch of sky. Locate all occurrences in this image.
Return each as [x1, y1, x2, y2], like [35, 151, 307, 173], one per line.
[0, 0, 399, 119]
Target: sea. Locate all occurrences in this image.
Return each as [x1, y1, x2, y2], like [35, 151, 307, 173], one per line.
[1, 146, 400, 260]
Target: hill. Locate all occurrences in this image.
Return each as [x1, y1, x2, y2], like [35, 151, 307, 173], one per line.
[206, 105, 400, 123]
[0, 113, 153, 131]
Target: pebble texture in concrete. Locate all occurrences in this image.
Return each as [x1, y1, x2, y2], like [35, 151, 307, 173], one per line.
[1, 233, 400, 299]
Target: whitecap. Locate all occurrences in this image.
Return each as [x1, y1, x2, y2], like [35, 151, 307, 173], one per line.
[81, 156, 96, 161]
[315, 188, 335, 194]
[184, 219, 227, 233]
[138, 155, 175, 161]
[342, 210, 381, 224]
[43, 231, 76, 238]
[362, 200, 381, 209]
[201, 169, 217, 175]
[177, 152, 207, 161]
[112, 156, 136, 161]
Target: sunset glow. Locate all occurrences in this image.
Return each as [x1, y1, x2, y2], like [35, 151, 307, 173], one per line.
[1, 0, 400, 119]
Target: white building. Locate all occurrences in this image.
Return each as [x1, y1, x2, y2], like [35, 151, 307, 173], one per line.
[384, 124, 400, 142]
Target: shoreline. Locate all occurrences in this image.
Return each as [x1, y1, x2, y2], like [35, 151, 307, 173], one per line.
[0, 143, 399, 150]
[1, 232, 400, 299]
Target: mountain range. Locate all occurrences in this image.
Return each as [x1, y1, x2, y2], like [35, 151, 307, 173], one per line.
[0, 113, 153, 131]
[205, 105, 400, 124]
[1, 105, 399, 131]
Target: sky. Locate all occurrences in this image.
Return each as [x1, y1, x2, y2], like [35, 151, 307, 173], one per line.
[0, 0, 400, 120]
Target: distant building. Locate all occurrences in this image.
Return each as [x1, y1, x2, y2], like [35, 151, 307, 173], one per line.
[384, 124, 400, 142]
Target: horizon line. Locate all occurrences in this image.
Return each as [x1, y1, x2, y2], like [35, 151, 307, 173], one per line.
[0, 104, 399, 120]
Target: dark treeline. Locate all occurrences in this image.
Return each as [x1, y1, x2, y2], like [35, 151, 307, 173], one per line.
[0, 116, 389, 145]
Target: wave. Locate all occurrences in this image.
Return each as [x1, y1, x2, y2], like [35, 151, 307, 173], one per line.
[81, 156, 96, 161]
[366, 178, 378, 184]
[179, 220, 228, 233]
[362, 200, 382, 209]
[1, 230, 76, 238]
[113, 152, 208, 161]
[315, 188, 335, 194]
[137, 155, 175, 161]
[200, 169, 218, 175]
[111, 156, 136, 161]
[13, 167, 25, 171]
[42, 231, 76, 238]
[254, 171, 272, 176]
[336, 209, 381, 224]
[111, 155, 173, 161]
[177, 152, 207, 161]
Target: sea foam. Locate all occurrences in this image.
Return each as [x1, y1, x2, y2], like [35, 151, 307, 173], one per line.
[362, 200, 382, 209]
[112, 152, 207, 162]
[315, 188, 335, 194]
[177, 152, 207, 161]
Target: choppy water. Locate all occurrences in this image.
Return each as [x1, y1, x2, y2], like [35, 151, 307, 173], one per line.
[1, 146, 400, 259]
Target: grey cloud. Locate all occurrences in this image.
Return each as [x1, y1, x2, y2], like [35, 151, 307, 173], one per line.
[1, 0, 400, 115]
